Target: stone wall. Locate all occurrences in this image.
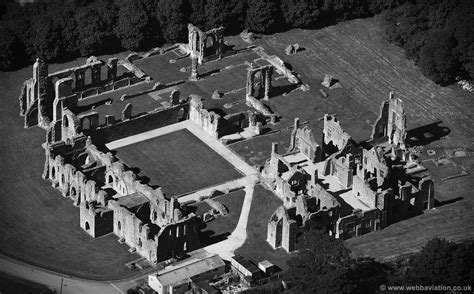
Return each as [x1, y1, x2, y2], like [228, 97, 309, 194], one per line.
[267, 206, 297, 252]
[335, 208, 384, 239]
[189, 95, 221, 138]
[288, 118, 322, 163]
[371, 91, 407, 148]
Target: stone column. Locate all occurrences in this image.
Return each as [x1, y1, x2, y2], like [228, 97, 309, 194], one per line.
[75, 70, 85, 90]
[107, 58, 118, 83]
[189, 56, 199, 81]
[91, 64, 101, 86]
[264, 68, 272, 100]
[246, 70, 254, 97]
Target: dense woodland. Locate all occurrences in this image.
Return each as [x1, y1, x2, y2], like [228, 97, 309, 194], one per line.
[0, 0, 405, 71]
[383, 0, 474, 85]
[284, 223, 474, 293]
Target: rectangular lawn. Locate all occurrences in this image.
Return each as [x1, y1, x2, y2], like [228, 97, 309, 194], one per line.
[115, 129, 243, 197]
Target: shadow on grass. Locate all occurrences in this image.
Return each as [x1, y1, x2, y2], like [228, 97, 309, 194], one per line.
[406, 121, 451, 147]
[435, 197, 463, 208]
[199, 230, 231, 247]
[270, 83, 300, 98]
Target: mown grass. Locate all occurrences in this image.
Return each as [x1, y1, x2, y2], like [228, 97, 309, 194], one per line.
[115, 129, 242, 196]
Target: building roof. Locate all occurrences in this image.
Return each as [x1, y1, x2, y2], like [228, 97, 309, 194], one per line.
[258, 260, 273, 269]
[154, 254, 225, 286]
[231, 255, 261, 276]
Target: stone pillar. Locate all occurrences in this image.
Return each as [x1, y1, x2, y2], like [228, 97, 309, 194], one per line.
[272, 142, 278, 154]
[107, 58, 118, 83]
[105, 115, 115, 126]
[189, 56, 199, 81]
[37, 57, 50, 127]
[246, 70, 253, 97]
[169, 90, 180, 105]
[75, 70, 85, 90]
[217, 34, 223, 59]
[264, 68, 272, 100]
[122, 103, 133, 120]
[91, 64, 101, 86]
[293, 117, 299, 130]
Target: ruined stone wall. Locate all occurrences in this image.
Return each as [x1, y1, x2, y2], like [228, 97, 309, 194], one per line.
[323, 114, 352, 151]
[44, 140, 110, 208]
[245, 95, 276, 122]
[61, 109, 81, 143]
[155, 217, 200, 261]
[89, 102, 188, 145]
[335, 208, 383, 239]
[351, 170, 381, 210]
[189, 95, 221, 138]
[111, 204, 161, 263]
[186, 24, 225, 64]
[267, 206, 297, 252]
[371, 92, 407, 148]
[289, 118, 322, 163]
[362, 147, 389, 187]
[80, 204, 114, 238]
[310, 183, 340, 211]
[325, 153, 354, 188]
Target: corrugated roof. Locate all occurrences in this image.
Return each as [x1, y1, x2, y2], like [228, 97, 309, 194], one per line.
[154, 254, 225, 286]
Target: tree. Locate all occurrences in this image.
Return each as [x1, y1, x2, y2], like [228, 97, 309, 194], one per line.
[187, 0, 207, 29]
[446, 0, 474, 80]
[280, 0, 320, 28]
[75, 1, 119, 56]
[285, 226, 357, 293]
[245, 0, 281, 33]
[404, 238, 474, 285]
[31, 13, 65, 61]
[0, 27, 26, 70]
[114, 0, 157, 50]
[156, 0, 187, 43]
[418, 30, 460, 85]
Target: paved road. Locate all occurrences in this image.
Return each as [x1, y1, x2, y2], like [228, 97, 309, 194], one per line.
[204, 175, 258, 260]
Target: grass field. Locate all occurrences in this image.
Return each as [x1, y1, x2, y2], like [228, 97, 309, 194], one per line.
[234, 185, 291, 270]
[232, 16, 474, 164]
[115, 129, 242, 196]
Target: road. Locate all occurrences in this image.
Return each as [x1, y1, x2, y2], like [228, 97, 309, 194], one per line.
[204, 175, 258, 260]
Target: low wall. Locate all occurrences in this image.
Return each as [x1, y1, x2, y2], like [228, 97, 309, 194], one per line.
[89, 103, 188, 144]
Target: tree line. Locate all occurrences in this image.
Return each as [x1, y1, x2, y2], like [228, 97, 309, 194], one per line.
[0, 0, 407, 71]
[383, 0, 473, 85]
[284, 222, 474, 293]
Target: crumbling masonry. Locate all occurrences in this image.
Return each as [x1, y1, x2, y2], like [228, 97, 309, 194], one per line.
[263, 92, 434, 252]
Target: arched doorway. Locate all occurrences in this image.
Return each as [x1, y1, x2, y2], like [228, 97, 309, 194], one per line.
[85, 221, 90, 231]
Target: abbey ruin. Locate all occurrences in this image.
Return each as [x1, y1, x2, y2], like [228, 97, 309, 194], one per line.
[263, 93, 434, 252]
[17, 23, 435, 267]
